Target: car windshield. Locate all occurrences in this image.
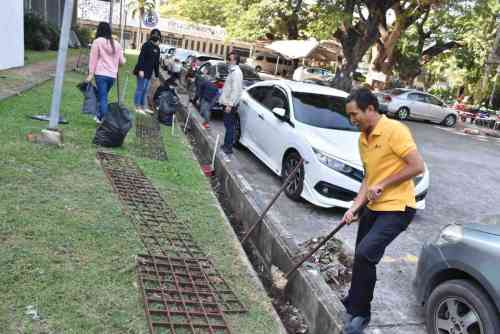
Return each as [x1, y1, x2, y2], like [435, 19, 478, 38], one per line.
[292, 92, 358, 131]
[215, 63, 260, 81]
[175, 50, 194, 61]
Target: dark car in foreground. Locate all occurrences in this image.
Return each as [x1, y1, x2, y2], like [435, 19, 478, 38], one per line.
[188, 60, 261, 111]
[414, 221, 500, 334]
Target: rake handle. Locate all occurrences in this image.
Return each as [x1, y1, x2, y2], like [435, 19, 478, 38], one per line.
[241, 157, 304, 243]
[285, 220, 348, 279]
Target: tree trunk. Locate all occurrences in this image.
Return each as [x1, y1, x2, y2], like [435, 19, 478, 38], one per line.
[287, 15, 299, 39]
[333, 21, 381, 92]
[136, 8, 144, 49]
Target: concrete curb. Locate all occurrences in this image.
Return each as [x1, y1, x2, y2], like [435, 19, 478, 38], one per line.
[176, 98, 346, 334]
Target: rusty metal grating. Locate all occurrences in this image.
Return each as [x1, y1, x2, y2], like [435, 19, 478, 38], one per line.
[97, 152, 247, 331]
[138, 254, 247, 314]
[135, 115, 168, 161]
[137, 254, 231, 334]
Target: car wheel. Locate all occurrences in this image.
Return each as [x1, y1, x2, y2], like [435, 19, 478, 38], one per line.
[443, 114, 457, 127]
[282, 151, 305, 201]
[255, 66, 262, 72]
[397, 107, 410, 120]
[233, 113, 242, 149]
[425, 279, 500, 334]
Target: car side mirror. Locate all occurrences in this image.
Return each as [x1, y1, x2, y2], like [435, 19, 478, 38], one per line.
[272, 107, 286, 118]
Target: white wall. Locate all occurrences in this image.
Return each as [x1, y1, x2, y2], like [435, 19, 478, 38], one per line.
[0, 0, 24, 70]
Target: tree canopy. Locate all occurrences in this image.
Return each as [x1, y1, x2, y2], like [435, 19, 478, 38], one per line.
[160, 0, 500, 96]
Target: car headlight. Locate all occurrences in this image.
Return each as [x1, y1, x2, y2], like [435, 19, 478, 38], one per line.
[414, 173, 424, 185]
[435, 224, 463, 245]
[313, 148, 353, 173]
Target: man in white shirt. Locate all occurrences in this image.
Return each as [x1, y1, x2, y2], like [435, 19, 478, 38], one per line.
[219, 51, 243, 155]
[293, 66, 305, 81]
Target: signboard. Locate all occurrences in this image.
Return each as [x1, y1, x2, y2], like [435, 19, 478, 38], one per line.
[78, 0, 226, 40]
[143, 10, 158, 28]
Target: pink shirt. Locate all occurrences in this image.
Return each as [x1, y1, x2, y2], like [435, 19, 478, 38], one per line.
[89, 37, 126, 79]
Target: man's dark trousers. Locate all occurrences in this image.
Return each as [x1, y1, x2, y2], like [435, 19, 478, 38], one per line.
[343, 206, 416, 318]
[222, 106, 237, 153]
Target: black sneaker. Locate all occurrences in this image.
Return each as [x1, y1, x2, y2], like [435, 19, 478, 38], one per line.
[343, 315, 370, 334]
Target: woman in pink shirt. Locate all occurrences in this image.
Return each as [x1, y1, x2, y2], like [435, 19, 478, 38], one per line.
[86, 22, 126, 122]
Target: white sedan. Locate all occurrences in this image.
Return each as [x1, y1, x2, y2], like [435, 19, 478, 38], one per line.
[235, 80, 430, 209]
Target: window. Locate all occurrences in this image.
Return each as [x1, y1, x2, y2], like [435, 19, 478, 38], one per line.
[209, 43, 213, 54]
[292, 93, 357, 131]
[248, 86, 269, 104]
[184, 39, 189, 48]
[408, 93, 426, 102]
[239, 65, 260, 80]
[214, 44, 219, 54]
[262, 87, 289, 114]
[202, 42, 206, 52]
[426, 95, 443, 106]
[196, 41, 201, 51]
[266, 56, 277, 63]
[256, 55, 264, 61]
[191, 40, 195, 50]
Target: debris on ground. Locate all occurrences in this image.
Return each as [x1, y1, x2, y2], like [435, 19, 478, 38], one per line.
[25, 305, 41, 320]
[273, 297, 309, 334]
[463, 128, 480, 135]
[298, 237, 353, 295]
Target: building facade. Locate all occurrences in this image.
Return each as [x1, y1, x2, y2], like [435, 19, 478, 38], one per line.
[0, 1, 24, 70]
[77, 0, 256, 60]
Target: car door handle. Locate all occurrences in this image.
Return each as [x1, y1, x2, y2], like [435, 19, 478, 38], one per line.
[241, 100, 248, 106]
[258, 114, 264, 120]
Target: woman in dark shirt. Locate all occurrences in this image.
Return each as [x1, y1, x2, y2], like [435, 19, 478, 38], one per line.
[133, 29, 161, 113]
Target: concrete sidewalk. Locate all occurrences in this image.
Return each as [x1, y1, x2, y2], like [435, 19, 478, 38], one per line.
[178, 93, 429, 334]
[0, 52, 86, 101]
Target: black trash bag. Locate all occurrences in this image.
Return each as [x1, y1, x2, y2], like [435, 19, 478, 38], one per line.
[155, 86, 179, 126]
[77, 81, 97, 115]
[92, 103, 132, 147]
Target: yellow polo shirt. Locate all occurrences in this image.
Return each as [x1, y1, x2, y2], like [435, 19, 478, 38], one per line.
[359, 116, 417, 211]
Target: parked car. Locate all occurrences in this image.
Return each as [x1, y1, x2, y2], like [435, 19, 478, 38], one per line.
[414, 221, 500, 334]
[189, 60, 261, 111]
[235, 80, 430, 209]
[159, 44, 176, 60]
[195, 53, 224, 63]
[246, 52, 294, 75]
[376, 89, 458, 127]
[171, 48, 199, 64]
[294, 66, 334, 82]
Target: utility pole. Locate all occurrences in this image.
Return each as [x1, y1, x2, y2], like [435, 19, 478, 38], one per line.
[119, 0, 125, 45]
[48, 0, 74, 129]
[109, 0, 114, 26]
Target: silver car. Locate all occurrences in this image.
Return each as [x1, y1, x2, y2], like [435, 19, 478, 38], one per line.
[376, 89, 458, 127]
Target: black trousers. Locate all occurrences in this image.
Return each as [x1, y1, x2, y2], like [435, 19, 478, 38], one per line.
[222, 107, 237, 153]
[344, 206, 416, 318]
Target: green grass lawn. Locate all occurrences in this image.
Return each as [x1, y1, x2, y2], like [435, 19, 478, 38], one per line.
[0, 54, 279, 333]
[24, 48, 82, 66]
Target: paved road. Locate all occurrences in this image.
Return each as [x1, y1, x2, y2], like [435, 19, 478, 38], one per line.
[180, 93, 500, 333]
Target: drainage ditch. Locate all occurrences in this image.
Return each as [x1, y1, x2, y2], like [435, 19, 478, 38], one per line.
[184, 130, 329, 334]
[180, 101, 356, 332]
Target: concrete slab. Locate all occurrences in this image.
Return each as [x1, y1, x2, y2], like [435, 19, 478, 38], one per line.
[176, 91, 500, 333]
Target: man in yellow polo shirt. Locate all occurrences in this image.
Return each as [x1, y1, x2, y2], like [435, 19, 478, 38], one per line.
[341, 88, 425, 334]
